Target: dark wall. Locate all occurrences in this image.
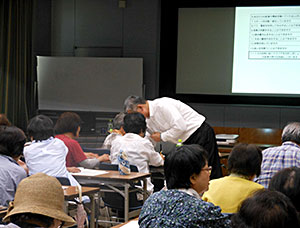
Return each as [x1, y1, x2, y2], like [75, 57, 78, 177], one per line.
[33, 0, 300, 129]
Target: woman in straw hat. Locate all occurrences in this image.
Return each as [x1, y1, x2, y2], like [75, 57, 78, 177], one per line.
[1, 173, 76, 228]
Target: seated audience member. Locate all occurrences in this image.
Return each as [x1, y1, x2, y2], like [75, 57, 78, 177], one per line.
[269, 167, 300, 212]
[23, 115, 78, 186]
[110, 112, 164, 194]
[231, 189, 300, 228]
[54, 112, 110, 169]
[102, 112, 125, 150]
[202, 143, 264, 213]
[0, 126, 27, 206]
[256, 122, 300, 188]
[138, 144, 231, 228]
[1, 173, 76, 228]
[0, 114, 11, 126]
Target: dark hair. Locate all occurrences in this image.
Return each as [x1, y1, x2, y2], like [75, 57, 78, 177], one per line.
[165, 144, 208, 189]
[0, 114, 11, 126]
[269, 167, 300, 211]
[113, 112, 125, 130]
[10, 213, 55, 228]
[0, 126, 26, 158]
[228, 143, 262, 177]
[54, 112, 82, 135]
[124, 95, 146, 112]
[281, 122, 300, 144]
[27, 115, 54, 141]
[231, 189, 300, 228]
[123, 112, 146, 134]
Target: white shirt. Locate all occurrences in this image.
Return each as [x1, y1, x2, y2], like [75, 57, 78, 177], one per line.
[147, 97, 206, 144]
[102, 132, 122, 150]
[110, 133, 164, 193]
[23, 137, 78, 186]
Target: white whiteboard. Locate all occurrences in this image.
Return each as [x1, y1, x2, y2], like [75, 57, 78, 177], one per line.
[37, 56, 143, 112]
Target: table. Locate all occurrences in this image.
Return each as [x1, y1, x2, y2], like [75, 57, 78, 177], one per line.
[63, 186, 100, 228]
[73, 171, 151, 223]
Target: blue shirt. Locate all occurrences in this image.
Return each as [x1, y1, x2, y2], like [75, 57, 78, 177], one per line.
[256, 141, 300, 188]
[139, 189, 231, 228]
[0, 155, 27, 206]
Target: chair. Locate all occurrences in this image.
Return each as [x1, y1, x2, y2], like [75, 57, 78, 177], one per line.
[56, 176, 71, 186]
[98, 163, 143, 224]
[81, 147, 110, 156]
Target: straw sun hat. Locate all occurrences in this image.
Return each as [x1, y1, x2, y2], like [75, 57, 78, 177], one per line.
[3, 173, 76, 227]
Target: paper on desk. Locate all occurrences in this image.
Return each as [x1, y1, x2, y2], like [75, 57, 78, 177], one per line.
[121, 220, 139, 228]
[72, 167, 108, 176]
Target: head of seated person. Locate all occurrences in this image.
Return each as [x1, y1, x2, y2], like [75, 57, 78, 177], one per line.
[269, 167, 300, 212]
[231, 189, 300, 228]
[228, 143, 262, 180]
[123, 112, 146, 137]
[27, 115, 54, 141]
[112, 112, 126, 135]
[165, 144, 209, 193]
[0, 125, 26, 160]
[2, 173, 76, 228]
[281, 122, 300, 144]
[0, 114, 11, 126]
[54, 112, 82, 138]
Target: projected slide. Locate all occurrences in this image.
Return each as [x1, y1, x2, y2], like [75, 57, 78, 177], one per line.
[232, 7, 300, 94]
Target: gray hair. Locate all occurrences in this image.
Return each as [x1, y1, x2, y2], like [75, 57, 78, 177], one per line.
[281, 122, 300, 144]
[123, 95, 146, 112]
[113, 112, 125, 130]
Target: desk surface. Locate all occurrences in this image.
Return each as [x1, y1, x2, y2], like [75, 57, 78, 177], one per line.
[63, 186, 99, 200]
[73, 170, 151, 181]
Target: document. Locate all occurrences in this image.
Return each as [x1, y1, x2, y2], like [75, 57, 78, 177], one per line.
[72, 168, 108, 176]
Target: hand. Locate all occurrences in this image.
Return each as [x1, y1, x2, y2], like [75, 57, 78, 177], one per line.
[84, 152, 99, 159]
[67, 167, 81, 173]
[98, 154, 110, 162]
[151, 132, 161, 142]
[17, 159, 29, 174]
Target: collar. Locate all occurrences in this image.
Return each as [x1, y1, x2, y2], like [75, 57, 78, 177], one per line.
[282, 141, 300, 148]
[147, 100, 154, 119]
[178, 188, 201, 199]
[229, 173, 252, 180]
[32, 136, 54, 144]
[0, 155, 19, 165]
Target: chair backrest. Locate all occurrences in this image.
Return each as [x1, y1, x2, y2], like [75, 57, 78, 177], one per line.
[56, 176, 71, 186]
[99, 162, 138, 172]
[81, 147, 110, 156]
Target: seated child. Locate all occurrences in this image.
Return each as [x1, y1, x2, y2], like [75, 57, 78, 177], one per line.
[54, 112, 110, 169]
[202, 143, 264, 213]
[102, 112, 125, 150]
[0, 126, 27, 206]
[23, 115, 78, 186]
[138, 144, 231, 228]
[110, 112, 164, 194]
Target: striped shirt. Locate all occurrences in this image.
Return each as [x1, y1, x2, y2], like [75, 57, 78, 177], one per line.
[256, 141, 300, 188]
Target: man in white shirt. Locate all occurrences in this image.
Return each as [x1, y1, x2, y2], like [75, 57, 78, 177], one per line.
[110, 112, 164, 194]
[124, 96, 222, 179]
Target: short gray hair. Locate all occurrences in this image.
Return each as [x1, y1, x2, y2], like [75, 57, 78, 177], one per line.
[123, 95, 146, 112]
[113, 112, 125, 130]
[282, 122, 300, 144]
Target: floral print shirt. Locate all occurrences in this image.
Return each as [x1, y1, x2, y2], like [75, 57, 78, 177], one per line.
[139, 189, 231, 228]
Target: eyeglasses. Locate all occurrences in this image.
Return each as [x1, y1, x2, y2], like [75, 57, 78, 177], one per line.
[202, 166, 212, 174]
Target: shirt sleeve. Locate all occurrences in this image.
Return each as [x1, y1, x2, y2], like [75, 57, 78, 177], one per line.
[144, 140, 164, 167]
